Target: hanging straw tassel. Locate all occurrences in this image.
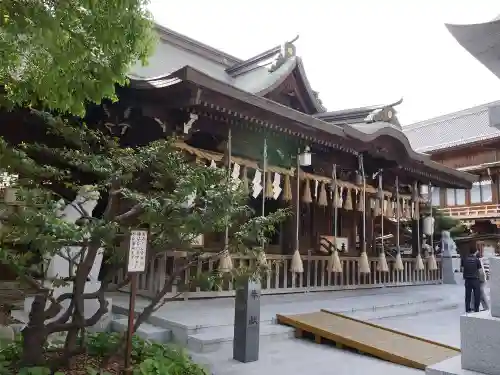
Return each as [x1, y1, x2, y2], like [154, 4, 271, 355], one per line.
[265, 172, 273, 199]
[359, 251, 370, 274]
[218, 250, 233, 272]
[397, 199, 403, 219]
[241, 166, 249, 195]
[403, 199, 410, 219]
[373, 197, 382, 216]
[385, 199, 394, 218]
[344, 188, 353, 210]
[377, 250, 389, 272]
[427, 251, 438, 270]
[333, 186, 342, 208]
[302, 179, 312, 203]
[415, 252, 425, 271]
[282, 174, 292, 202]
[290, 248, 304, 273]
[356, 190, 364, 211]
[318, 182, 328, 207]
[257, 250, 268, 268]
[327, 249, 343, 273]
[394, 251, 404, 271]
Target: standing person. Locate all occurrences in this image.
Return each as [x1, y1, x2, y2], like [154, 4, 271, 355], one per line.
[477, 252, 489, 311]
[470, 252, 489, 311]
[461, 246, 481, 313]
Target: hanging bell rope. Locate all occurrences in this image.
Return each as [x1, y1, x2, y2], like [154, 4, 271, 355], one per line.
[403, 199, 411, 219]
[427, 182, 438, 271]
[291, 150, 304, 274]
[373, 198, 382, 217]
[377, 251, 389, 272]
[376, 172, 388, 272]
[265, 171, 273, 199]
[318, 182, 328, 207]
[358, 154, 370, 274]
[327, 248, 343, 273]
[302, 179, 312, 204]
[242, 166, 249, 195]
[219, 127, 233, 272]
[385, 199, 394, 218]
[257, 250, 268, 268]
[334, 186, 342, 208]
[260, 139, 269, 265]
[413, 181, 425, 271]
[218, 250, 233, 272]
[356, 190, 364, 211]
[327, 164, 342, 273]
[282, 174, 292, 202]
[394, 176, 404, 271]
[344, 188, 353, 211]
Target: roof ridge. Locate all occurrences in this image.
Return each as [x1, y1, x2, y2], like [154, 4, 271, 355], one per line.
[154, 23, 243, 67]
[403, 100, 500, 131]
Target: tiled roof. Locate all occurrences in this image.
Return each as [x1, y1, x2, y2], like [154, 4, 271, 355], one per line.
[403, 100, 500, 153]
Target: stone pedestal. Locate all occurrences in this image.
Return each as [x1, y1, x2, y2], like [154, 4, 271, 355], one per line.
[489, 257, 500, 317]
[441, 255, 460, 285]
[460, 312, 500, 374]
[426, 257, 500, 375]
[441, 231, 460, 285]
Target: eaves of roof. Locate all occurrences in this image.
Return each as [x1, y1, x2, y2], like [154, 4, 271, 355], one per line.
[403, 100, 500, 153]
[128, 66, 476, 188]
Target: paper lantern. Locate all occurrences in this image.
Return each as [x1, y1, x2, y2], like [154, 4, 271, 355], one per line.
[423, 216, 435, 236]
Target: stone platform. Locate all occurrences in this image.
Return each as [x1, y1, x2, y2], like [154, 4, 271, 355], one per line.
[426, 257, 500, 375]
[108, 284, 466, 375]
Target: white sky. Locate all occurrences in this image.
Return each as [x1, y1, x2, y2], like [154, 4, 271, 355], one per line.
[148, 0, 500, 125]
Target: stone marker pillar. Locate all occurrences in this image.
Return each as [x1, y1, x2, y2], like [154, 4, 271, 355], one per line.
[233, 279, 260, 363]
[441, 230, 459, 284]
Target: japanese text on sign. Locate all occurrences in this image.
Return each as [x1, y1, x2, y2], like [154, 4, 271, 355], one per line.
[127, 230, 148, 273]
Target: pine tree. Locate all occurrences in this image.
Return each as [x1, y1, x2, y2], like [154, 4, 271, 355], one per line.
[0, 112, 286, 367]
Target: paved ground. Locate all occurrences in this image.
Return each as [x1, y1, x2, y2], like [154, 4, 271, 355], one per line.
[191, 307, 463, 375]
[191, 285, 470, 375]
[112, 283, 476, 375]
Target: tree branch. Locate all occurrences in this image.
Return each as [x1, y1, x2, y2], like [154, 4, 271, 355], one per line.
[115, 204, 142, 222]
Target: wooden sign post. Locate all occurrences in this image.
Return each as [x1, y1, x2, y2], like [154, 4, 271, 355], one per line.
[124, 229, 148, 375]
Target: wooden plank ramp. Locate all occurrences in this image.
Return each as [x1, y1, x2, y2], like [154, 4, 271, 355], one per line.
[276, 309, 460, 370]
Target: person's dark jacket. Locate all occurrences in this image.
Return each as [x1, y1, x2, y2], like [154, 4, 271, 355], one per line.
[461, 255, 481, 280]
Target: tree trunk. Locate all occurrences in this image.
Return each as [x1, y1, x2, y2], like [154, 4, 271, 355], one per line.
[21, 294, 48, 367]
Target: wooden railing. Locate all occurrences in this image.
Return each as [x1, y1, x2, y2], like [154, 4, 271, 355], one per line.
[112, 252, 442, 299]
[439, 204, 500, 219]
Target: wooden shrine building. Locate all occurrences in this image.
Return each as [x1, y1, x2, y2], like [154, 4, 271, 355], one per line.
[1, 25, 476, 297]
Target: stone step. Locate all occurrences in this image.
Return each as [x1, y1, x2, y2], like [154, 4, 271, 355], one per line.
[111, 317, 172, 343]
[187, 323, 294, 353]
[327, 300, 460, 321]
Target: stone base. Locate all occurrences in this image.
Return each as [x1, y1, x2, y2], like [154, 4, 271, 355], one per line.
[426, 355, 484, 375]
[488, 257, 500, 317]
[461, 311, 500, 375]
[442, 256, 461, 285]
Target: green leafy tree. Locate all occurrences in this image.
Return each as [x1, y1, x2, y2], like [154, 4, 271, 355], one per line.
[0, 113, 287, 369]
[0, 0, 155, 115]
